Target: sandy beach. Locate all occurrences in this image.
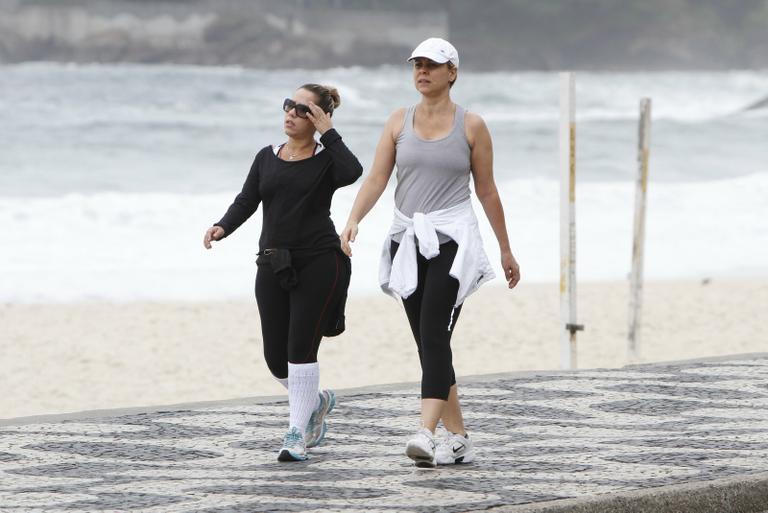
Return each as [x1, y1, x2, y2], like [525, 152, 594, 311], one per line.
[1, 278, 765, 420]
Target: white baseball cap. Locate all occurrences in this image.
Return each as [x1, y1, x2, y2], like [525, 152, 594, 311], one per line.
[408, 37, 459, 68]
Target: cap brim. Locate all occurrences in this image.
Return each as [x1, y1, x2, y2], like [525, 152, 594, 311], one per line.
[407, 51, 450, 64]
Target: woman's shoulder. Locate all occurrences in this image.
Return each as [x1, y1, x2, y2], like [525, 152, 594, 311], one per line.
[384, 107, 409, 141]
[245, 146, 276, 171]
[463, 110, 487, 131]
[386, 107, 408, 126]
[462, 110, 490, 147]
[243, 145, 272, 161]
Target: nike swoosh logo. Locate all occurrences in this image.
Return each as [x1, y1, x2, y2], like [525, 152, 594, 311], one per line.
[452, 444, 465, 453]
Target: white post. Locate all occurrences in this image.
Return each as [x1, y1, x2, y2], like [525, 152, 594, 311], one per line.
[559, 72, 583, 370]
[628, 98, 652, 361]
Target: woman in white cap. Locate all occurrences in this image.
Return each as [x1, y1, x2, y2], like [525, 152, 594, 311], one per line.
[340, 38, 520, 467]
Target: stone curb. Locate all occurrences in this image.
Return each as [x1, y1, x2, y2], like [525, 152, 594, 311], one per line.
[2, 351, 766, 427]
[2, 352, 768, 512]
[469, 471, 768, 513]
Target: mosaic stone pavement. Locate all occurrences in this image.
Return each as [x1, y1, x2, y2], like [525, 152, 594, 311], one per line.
[2, 355, 768, 512]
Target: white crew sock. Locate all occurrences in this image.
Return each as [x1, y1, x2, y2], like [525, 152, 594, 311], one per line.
[275, 376, 289, 390]
[288, 362, 321, 432]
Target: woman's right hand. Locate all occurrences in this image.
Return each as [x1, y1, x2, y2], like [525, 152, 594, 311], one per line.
[203, 226, 226, 249]
[340, 221, 358, 256]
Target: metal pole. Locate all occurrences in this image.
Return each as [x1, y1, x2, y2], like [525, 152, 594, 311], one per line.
[559, 72, 583, 370]
[628, 98, 652, 361]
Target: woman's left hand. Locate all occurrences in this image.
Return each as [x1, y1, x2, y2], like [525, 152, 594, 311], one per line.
[502, 250, 521, 289]
[307, 101, 333, 135]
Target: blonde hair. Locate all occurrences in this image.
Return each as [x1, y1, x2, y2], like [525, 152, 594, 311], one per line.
[300, 83, 341, 116]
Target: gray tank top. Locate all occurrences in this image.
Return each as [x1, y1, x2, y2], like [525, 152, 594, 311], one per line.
[394, 104, 471, 216]
[393, 104, 471, 243]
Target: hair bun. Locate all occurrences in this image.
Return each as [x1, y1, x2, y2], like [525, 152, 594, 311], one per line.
[324, 85, 341, 109]
[299, 83, 340, 115]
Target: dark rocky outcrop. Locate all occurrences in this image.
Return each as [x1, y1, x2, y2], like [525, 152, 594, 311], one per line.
[0, 0, 766, 70]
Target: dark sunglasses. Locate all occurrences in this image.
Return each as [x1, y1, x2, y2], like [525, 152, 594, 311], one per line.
[283, 98, 311, 118]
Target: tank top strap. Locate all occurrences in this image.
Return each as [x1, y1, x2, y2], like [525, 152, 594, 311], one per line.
[402, 105, 416, 135]
[453, 104, 466, 134]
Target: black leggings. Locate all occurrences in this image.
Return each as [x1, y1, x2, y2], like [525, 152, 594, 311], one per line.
[391, 240, 462, 400]
[255, 250, 349, 379]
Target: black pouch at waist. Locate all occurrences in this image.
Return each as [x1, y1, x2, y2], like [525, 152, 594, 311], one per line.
[256, 249, 299, 290]
[323, 251, 351, 337]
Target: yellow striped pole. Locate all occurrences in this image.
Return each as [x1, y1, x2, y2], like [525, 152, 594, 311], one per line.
[628, 98, 652, 361]
[559, 72, 583, 370]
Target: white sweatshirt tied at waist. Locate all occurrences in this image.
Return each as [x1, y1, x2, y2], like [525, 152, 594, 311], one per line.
[379, 199, 495, 308]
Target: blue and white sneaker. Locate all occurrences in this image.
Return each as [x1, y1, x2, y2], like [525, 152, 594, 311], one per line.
[277, 426, 308, 462]
[305, 389, 336, 448]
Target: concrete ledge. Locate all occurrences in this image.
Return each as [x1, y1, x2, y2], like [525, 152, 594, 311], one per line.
[473, 472, 768, 513]
[622, 351, 768, 369]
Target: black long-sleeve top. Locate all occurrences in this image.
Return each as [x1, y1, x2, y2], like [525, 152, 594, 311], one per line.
[215, 129, 363, 253]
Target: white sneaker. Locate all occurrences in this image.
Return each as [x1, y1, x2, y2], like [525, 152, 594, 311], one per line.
[277, 426, 308, 462]
[435, 431, 475, 465]
[405, 427, 437, 468]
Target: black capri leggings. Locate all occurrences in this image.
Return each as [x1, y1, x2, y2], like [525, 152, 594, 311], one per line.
[255, 250, 349, 379]
[391, 240, 462, 401]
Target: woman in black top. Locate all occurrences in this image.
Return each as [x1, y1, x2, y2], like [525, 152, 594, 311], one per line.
[203, 84, 363, 462]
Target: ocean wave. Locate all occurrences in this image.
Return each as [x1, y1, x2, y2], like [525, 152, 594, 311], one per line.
[1, 173, 766, 302]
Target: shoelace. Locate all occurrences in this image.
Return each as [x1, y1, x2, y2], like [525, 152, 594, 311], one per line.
[438, 433, 464, 452]
[284, 429, 303, 447]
